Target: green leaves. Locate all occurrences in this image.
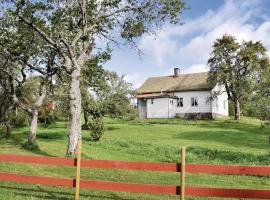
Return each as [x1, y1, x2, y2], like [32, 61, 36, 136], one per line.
[208, 34, 270, 120]
[208, 34, 269, 99]
[121, 18, 145, 39]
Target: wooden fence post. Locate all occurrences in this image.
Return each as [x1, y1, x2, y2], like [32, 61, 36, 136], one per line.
[75, 139, 82, 200]
[180, 146, 186, 200]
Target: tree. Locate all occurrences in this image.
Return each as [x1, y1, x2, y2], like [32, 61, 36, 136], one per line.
[208, 35, 270, 120]
[0, 83, 13, 137]
[81, 56, 108, 128]
[104, 71, 137, 119]
[3, 0, 186, 156]
[0, 16, 57, 143]
[243, 67, 270, 125]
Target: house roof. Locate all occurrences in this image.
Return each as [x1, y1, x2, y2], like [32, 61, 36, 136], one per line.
[137, 93, 178, 99]
[137, 72, 212, 94]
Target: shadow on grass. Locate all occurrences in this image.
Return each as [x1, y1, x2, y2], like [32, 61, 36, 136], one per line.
[21, 142, 54, 157]
[195, 119, 261, 130]
[0, 130, 27, 146]
[106, 126, 120, 131]
[37, 132, 66, 140]
[173, 128, 269, 150]
[0, 185, 135, 200]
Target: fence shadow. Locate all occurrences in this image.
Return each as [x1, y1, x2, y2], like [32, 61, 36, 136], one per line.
[0, 185, 137, 200]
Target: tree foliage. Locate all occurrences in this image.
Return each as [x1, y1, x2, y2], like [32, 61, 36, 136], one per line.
[243, 68, 270, 125]
[89, 117, 104, 142]
[0, 12, 57, 143]
[1, 0, 186, 156]
[208, 34, 270, 120]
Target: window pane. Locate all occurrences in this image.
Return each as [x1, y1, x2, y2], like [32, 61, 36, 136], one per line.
[180, 98, 183, 107]
[191, 97, 198, 107]
[195, 98, 198, 106]
[177, 98, 183, 107]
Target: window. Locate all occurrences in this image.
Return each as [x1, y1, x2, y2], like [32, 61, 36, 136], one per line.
[177, 97, 183, 107]
[151, 99, 154, 104]
[191, 97, 198, 107]
[170, 99, 174, 105]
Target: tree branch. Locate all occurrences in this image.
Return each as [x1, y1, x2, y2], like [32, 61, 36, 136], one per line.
[99, 0, 154, 19]
[17, 13, 57, 49]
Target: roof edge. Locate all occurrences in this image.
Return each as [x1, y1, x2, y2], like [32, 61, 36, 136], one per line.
[137, 88, 213, 95]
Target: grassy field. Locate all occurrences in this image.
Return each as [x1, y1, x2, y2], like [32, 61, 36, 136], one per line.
[0, 117, 269, 199]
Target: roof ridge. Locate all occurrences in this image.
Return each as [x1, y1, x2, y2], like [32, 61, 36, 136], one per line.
[147, 71, 208, 79]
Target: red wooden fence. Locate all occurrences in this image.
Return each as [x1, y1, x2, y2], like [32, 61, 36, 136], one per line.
[0, 152, 269, 199]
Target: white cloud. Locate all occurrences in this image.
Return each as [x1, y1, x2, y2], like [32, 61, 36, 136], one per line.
[138, 32, 178, 68]
[105, 0, 270, 88]
[183, 64, 209, 74]
[124, 73, 143, 88]
[138, 0, 270, 74]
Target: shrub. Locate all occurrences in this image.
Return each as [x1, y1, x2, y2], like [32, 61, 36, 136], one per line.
[106, 93, 138, 120]
[89, 117, 104, 141]
[123, 106, 138, 120]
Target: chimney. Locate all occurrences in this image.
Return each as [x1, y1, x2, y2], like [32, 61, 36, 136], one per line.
[174, 68, 180, 77]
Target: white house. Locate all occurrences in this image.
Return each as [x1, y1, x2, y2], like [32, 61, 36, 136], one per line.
[137, 68, 228, 119]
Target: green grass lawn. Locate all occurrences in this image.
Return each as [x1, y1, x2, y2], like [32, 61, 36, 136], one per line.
[0, 117, 269, 199]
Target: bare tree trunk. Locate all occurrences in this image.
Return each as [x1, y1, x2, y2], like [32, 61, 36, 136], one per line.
[4, 122, 11, 138]
[28, 110, 38, 144]
[83, 109, 89, 127]
[234, 99, 241, 120]
[66, 67, 81, 157]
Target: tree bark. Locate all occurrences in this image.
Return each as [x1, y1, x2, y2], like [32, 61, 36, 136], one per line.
[234, 99, 241, 120]
[4, 122, 11, 138]
[28, 110, 38, 144]
[66, 67, 82, 157]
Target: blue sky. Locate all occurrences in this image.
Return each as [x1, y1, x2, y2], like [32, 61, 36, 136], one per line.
[103, 0, 270, 88]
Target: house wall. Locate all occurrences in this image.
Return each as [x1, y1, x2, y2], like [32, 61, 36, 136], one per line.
[211, 85, 229, 117]
[173, 91, 212, 117]
[146, 98, 172, 118]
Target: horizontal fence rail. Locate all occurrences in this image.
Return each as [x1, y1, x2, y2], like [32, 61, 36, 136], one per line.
[1, 172, 270, 199]
[80, 179, 179, 195]
[0, 154, 75, 167]
[1, 154, 269, 175]
[0, 172, 179, 195]
[0, 172, 75, 187]
[186, 187, 270, 199]
[81, 159, 179, 172]
[186, 163, 270, 175]
[0, 152, 269, 199]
